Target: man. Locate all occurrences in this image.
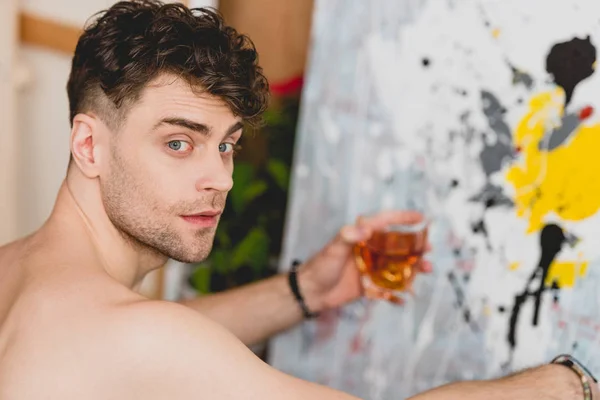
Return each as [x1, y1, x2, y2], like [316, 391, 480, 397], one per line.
[0, 1, 595, 399]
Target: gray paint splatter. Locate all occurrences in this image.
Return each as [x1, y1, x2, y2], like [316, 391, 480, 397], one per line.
[479, 90, 514, 177]
[463, 91, 516, 250]
[459, 111, 476, 143]
[469, 183, 514, 208]
[508, 62, 534, 90]
[539, 113, 581, 151]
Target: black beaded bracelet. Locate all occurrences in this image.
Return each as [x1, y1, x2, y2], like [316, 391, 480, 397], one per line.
[288, 260, 320, 319]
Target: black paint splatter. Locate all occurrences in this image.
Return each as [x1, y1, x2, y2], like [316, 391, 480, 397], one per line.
[506, 224, 567, 355]
[546, 36, 597, 106]
[453, 88, 469, 97]
[470, 220, 491, 250]
[485, 197, 497, 208]
[471, 184, 513, 209]
[533, 225, 565, 325]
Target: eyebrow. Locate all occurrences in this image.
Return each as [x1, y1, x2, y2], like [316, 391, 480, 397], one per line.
[153, 118, 244, 138]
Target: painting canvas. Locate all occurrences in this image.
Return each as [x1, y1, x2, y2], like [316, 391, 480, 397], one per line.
[269, 0, 600, 398]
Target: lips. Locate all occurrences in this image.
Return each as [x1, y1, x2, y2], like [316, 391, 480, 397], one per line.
[180, 210, 222, 227]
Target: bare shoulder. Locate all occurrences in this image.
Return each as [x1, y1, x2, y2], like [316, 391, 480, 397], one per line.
[107, 300, 278, 398]
[110, 299, 251, 361]
[106, 300, 357, 400]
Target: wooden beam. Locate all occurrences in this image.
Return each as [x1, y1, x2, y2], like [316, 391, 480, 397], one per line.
[18, 1, 194, 55]
[19, 12, 81, 55]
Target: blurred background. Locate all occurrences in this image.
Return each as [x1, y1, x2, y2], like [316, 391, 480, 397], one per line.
[4, 1, 600, 399]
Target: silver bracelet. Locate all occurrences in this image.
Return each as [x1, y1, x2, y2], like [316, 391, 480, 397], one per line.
[551, 354, 597, 400]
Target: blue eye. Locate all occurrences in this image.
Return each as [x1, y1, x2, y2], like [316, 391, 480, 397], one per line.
[219, 143, 234, 153]
[167, 140, 190, 152]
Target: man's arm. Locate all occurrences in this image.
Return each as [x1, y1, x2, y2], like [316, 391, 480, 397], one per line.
[116, 300, 358, 400]
[409, 364, 592, 400]
[178, 211, 432, 347]
[114, 301, 591, 400]
[178, 271, 320, 347]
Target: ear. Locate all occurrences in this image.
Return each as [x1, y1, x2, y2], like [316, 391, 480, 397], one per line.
[70, 113, 105, 178]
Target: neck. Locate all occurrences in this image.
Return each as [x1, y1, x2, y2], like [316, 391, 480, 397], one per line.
[42, 174, 168, 289]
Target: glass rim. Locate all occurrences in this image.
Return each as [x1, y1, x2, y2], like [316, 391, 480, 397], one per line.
[381, 218, 430, 233]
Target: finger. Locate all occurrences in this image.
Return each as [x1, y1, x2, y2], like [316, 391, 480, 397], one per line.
[339, 224, 372, 244]
[363, 284, 383, 300]
[363, 283, 405, 305]
[356, 215, 367, 225]
[383, 291, 405, 305]
[322, 225, 372, 259]
[418, 260, 433, 273]
[363, 283, 390, 301]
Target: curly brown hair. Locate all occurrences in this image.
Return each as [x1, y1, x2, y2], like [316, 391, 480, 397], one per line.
[67, 0, 269, 129]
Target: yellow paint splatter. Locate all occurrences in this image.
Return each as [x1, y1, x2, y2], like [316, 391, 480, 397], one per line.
[506, 89, 600, 286]
[507, 89, 600, 233]
[545, 261, 589, 288]
[491, 28, 501, 38]
[580, 262, 589, 276]
[508, 262, 520, 271]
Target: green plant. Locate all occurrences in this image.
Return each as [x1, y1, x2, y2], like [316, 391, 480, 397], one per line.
[189, 98, 299, 293]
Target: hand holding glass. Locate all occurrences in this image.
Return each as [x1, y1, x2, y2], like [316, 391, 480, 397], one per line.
[354, 217, 428, 293]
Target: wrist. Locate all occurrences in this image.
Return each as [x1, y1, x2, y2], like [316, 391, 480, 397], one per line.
[547, 363, 586, 400]
[491, 364, 584, 400]
[296, 264, 325, 314]
[286, 261, 322, 319]
[551, 355, 597, 400]
[526, 364, 585, 400]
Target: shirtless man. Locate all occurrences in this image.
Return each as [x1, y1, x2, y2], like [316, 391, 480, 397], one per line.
[0, 1, 595, 399]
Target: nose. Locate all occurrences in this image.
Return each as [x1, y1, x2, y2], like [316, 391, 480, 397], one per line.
[195, 150, 233, 193]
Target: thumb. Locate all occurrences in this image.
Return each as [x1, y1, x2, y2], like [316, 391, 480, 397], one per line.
[339, 225, 372, 244]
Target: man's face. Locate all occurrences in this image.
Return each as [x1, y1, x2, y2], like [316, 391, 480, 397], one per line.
[100, 75, 242, 263]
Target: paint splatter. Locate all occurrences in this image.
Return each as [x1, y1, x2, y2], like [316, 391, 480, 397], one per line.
[461, 90, 515, 248]
[507, 91, 600, 232]
[546, 36, 597, 105]
[504, 37, 598, 365]
[507, 224, 567, 355]
[479, 90, 514, 178]
[508, 61, 534, 90]
[538, 112, 581, 151]
[470, 183, 513, 208]
[579, 105, 594, 120]
[448, 271, 479, 332]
